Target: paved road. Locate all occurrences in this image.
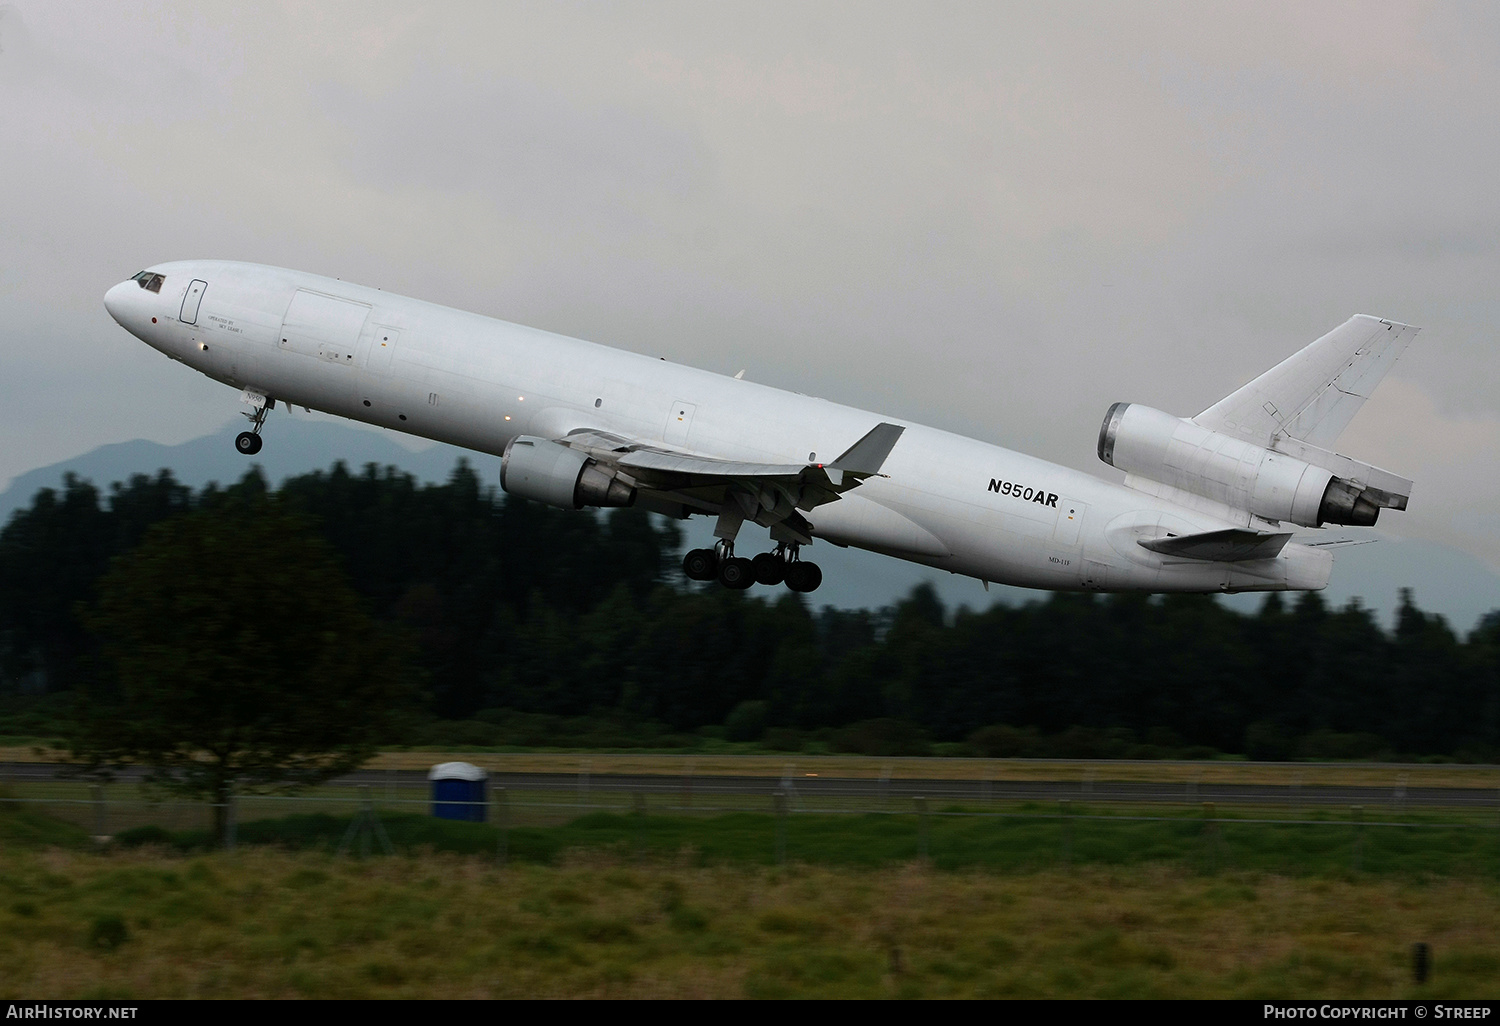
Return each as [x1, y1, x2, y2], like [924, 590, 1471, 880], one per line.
[9, 762, 1497, 809]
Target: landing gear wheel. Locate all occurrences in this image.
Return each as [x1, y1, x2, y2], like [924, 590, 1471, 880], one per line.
[752, 552, 785, 586]
[682, 548, 719, 582]
[784, 561, 822, 593]
[719, 556, 756, 590]
[235, 431, 263, 455]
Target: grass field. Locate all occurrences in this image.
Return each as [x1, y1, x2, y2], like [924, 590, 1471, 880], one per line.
[3, 847, 1497, 998]
[4, 798, 1500, 999]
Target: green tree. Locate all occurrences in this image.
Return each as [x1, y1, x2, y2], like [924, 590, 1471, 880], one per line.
[68, 497, 411, 842]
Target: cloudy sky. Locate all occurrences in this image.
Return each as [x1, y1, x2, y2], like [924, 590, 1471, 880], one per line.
[2, 2, 1498, 582]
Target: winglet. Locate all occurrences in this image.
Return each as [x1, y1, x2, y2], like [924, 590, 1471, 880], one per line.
[828, 423, 905, 476]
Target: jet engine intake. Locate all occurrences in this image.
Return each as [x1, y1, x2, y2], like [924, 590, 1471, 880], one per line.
[1097, 403, 1388, 527]
[501, 436, 635, 510]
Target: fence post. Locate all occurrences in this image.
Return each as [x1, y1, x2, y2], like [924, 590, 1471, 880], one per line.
[494, 786, 508, 867]
[225, 793, 237, 852]
[1412, 942, 1431, 985]
[774, 789, 787, 866]
[338, 783, 393, 857]
[633, 791, 647, 857]
[1060, 798, 1072, 867]
[1203, 801, 1218, 873]
[916, 796, 929, 861]
[91, 784, 106, 840]
[1351, 805, 1364, 872]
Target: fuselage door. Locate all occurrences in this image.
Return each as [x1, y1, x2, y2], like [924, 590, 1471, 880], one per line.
[368, 326, 401, 375]
[180, 280, 207, 325]
[664, 400, 697, 447]
[1053, 499, 1087, 546]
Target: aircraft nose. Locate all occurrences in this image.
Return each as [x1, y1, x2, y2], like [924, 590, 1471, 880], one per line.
[103, 280, 133, 325]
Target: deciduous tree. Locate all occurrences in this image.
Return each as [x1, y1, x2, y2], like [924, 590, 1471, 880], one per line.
[69, 496, 411, 842]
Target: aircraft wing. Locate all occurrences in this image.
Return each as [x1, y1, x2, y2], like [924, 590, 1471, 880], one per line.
[556, 422, 906, 544]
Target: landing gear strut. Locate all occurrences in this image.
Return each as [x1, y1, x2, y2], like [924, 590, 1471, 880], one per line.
[234, 398, 274, 456]
[714, 539, 754, 590]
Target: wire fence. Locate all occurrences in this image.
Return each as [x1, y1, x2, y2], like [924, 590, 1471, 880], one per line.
[5, 771, 1500, 873]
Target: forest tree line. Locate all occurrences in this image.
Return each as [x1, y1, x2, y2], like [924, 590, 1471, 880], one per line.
[1, 461, 1497, 761]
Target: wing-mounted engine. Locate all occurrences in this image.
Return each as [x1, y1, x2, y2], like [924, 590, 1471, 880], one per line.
[501, 436, 636, 509]
[499, 423, 906, 550]
[1097, 402, 1410, 527]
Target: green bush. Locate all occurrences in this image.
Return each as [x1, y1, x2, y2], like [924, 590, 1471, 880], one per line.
[829, 718, 931, 756]
[724, 701, 769, 742]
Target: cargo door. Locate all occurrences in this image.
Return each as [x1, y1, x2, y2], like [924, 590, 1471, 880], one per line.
[279, 289, 371, 365]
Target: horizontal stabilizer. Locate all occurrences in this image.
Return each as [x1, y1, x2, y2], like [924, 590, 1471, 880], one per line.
[829, 422, 905, 476]
[1268, 435, 1412, 511]
[1140, 529, 1293, 562]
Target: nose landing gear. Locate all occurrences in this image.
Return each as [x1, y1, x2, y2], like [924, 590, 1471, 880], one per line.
[234, 396, 274, 455]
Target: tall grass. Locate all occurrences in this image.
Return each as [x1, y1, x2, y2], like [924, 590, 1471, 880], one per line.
[8, 796, 1500, 998]
[1, 848, 1496, 998]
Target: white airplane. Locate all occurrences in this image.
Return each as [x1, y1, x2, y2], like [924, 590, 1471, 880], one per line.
[104, 261, 1418, 595]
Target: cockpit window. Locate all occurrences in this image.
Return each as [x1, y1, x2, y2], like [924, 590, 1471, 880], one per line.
[132, 271, 164, 293]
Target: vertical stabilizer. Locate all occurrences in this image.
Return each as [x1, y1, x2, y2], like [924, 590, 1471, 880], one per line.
[1193, 315, 1419, 448]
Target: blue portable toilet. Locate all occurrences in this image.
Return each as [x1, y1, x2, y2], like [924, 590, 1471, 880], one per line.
[428, 762, 488, 822]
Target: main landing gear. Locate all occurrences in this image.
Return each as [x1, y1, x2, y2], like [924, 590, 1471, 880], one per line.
[234, 398, 273, 455]
[682, 541, 822, 593]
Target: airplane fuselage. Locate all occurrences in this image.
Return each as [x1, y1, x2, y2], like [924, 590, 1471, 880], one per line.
[104, 261, 1333, 594]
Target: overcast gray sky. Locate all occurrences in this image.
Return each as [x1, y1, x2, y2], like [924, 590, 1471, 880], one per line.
[2, 2, 1497, 577]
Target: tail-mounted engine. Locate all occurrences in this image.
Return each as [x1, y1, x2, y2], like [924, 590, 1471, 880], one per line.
[501, 436, 635, 510]
[1097, 403, 1409, 527]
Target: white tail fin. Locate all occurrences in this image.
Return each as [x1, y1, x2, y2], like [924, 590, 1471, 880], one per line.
[1194, 315, 1419, 448]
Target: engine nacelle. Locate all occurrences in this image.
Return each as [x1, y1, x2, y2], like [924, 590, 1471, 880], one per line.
[500, 436, 635, 510]
[1097, 403, 1380, 527]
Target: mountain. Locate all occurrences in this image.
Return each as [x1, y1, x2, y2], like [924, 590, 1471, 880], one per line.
[0, 415, 504, 521]
[3, 417, 1497, 632]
